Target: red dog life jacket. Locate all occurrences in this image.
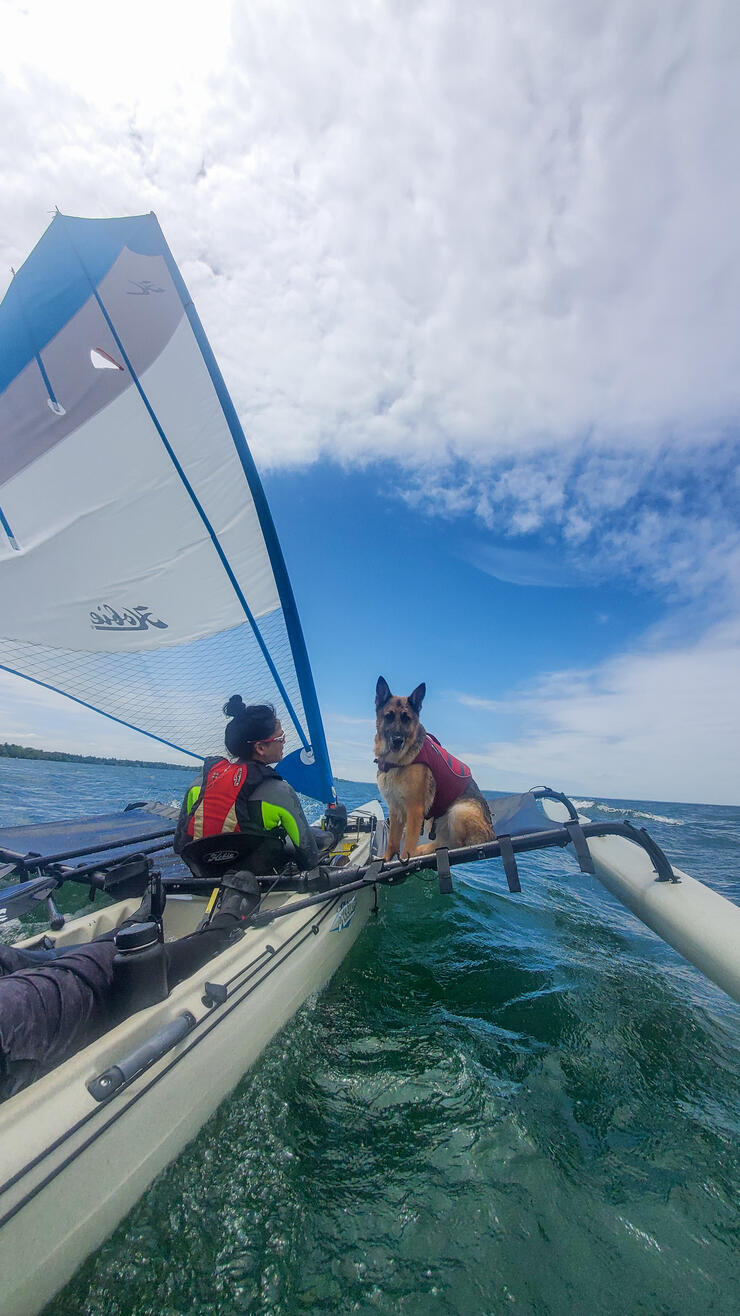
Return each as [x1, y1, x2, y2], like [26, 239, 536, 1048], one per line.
[412, 734, 472, 819]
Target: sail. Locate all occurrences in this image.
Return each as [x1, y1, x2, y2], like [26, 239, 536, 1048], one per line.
[0, 213, 333, 802]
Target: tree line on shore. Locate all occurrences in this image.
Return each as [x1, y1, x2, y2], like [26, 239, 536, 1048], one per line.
[0, 742, 192, 770]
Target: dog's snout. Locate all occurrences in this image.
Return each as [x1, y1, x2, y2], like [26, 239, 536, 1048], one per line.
[390, 734, 405, 750]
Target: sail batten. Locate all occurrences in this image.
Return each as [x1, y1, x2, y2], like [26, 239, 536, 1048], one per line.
[0, 213, 334, 801]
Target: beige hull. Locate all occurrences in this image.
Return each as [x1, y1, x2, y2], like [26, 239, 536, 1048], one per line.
[0, 801, 384, 1316]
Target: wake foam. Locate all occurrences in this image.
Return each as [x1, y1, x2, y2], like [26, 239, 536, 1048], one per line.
[584, 801, 684, 826]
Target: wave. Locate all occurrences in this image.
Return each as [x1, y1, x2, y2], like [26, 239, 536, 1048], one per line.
[584, 801, 684, 826]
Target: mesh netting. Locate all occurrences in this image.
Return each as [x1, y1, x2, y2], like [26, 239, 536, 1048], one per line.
[0, 609, 308, 762]
[0, 213, 332, 800]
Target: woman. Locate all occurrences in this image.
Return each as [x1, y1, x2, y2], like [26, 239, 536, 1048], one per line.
[174, 696, 321, 873]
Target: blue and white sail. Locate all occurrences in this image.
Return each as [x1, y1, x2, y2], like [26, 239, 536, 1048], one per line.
[0, 212, 333, 801]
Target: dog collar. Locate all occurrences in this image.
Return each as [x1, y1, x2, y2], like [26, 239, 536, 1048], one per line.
[375, 758, 396, 773]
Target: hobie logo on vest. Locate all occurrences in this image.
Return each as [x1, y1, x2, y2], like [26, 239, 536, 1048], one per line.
[233, 766, 244, 788]
[90, 605, 168, 632]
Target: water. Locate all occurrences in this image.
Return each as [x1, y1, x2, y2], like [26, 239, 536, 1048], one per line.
[1, 760, 739, 1315]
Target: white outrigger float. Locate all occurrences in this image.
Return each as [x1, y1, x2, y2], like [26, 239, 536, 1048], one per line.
[0, 213, 738, 1314]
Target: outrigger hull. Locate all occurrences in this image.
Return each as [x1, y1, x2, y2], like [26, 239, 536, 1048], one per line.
[0, 801, 384, 1316]
[541, 799, 740, 1003]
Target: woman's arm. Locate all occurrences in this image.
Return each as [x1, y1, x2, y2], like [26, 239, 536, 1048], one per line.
[255, 778, 321, 870]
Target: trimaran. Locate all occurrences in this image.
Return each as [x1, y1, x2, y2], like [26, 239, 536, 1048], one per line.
[0, 214, 737, 1316]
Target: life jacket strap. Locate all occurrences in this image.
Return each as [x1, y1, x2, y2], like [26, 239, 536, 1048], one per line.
[564, 820, 596, 874]
[436, 846, 453, 895]
[498, 834, 521, 893]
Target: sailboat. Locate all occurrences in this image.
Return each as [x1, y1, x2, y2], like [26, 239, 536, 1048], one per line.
[0, 211, 387, 1316]
[0, 214, 738, 1316]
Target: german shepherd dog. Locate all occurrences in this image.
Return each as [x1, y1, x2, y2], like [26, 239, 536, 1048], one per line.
[374, 677, 495, 861]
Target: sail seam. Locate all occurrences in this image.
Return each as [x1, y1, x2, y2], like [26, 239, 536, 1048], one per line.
[58, 217, 308, 750]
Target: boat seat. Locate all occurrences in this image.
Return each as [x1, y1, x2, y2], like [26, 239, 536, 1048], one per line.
[180, 833, 277, 882]
[179, 820, 340, 878]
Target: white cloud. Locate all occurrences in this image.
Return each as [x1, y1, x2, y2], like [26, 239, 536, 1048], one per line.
[2, 1, 740, 802]
[453, 694, 508, 714]
[457, 617, 740, 804]
[323, 711, 378, 783]
[4, 0, 740, 475]
[403, 441, 740, 607]
[2, 3, 739, 589]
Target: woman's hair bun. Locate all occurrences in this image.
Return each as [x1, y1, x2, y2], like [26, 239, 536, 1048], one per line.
[223, 694, 246, 719]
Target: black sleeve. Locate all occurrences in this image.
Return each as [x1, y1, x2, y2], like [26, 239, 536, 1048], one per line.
[173, 770, 204, 854]
[263, 778, 321, 870]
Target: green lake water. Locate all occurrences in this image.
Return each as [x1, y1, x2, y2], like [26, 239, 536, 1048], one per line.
[1, 761, 738, 1314]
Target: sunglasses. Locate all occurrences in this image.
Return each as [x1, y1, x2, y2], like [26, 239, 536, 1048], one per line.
[259, 731, 285, 746]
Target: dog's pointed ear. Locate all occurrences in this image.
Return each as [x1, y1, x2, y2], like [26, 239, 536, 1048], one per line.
[408, 682, 426, 713]
[376, 676, 392, 710]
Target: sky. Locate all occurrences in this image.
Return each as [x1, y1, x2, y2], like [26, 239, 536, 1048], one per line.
[1, 0, 739, 804]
